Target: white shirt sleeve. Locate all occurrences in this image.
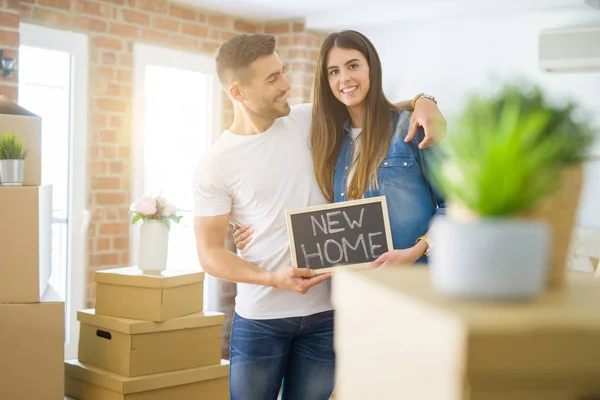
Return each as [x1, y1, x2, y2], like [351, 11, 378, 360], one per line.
[291, 103, 313, 142]
[192, 159, 232, 217]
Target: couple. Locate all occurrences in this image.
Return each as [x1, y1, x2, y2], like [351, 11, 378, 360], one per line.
[193, 30, 446, 400]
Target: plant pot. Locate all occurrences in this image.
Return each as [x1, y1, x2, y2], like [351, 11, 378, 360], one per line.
[523, 164, 584, 289]
[429, 217, 550, 301]
[0, 159, 25, 186]
[138, 220, 169, 275]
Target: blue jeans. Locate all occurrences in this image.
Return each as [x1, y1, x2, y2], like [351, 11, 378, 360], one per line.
[229, 310, 335, 400]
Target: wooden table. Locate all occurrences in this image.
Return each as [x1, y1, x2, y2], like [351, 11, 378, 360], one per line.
[332, 268, 600, 400]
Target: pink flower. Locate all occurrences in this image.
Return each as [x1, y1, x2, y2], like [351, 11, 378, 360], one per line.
[162, 200, 177, 217]
[130, 195, 157, 216]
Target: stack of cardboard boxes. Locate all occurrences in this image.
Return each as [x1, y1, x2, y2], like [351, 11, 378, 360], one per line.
[0, 97, 66, 399]
[65, 266, 230, 400]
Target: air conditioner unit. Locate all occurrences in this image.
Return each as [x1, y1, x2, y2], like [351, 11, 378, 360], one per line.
[539, 24, 600, 72]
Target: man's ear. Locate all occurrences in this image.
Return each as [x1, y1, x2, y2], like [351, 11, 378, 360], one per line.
[229, 82, 244, 102]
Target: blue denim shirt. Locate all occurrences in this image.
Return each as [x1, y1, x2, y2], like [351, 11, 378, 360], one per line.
[333, 109, 446, 263]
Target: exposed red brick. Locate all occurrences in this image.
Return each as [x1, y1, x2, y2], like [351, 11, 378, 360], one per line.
[201, 40, 220, 54]
[95, 98, 127, 112]
[153, 16, 180, 32]
[109, 22, 139, 38]
[265, 22, 290, 34]
[172, 35, 197, 50]
[77, 0, 110, 18]
[292, 22, 304, 32]
[233, 20, 256, 33]
[116, 69, 132, 82]
[0, 29, 18, 47]
[90, 253, 119, 267]
[137, 0, 167, 14]
[0, 11, 19, 28]
[19, 4, 32, 20]
[122, 9, 150, 26]
[38, 0, 71, 10]
[0, 85, 17, 101]
[74, 16, 107, 32]
[92, 176, 121, 190]
[208, 14, 226, 27]
[93, 36, 123, 50]
[96, 193, 127, 206]
[182, 23, 207, 37]
[141, 28, 170, 44]
[169, 4, 196, 20]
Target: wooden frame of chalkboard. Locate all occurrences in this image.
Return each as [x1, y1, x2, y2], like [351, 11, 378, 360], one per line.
[285, 196, 394, 274]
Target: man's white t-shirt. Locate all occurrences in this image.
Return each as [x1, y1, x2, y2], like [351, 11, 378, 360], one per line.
[192, 103, 333, 320]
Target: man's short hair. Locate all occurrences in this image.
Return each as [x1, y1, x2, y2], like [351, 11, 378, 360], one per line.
[216, 33, 276, 86]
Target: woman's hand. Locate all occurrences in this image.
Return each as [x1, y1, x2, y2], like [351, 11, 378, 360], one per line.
[406, 97, 447, 149]
[232, 224, 254, 253]
[370, 246, 424, 269]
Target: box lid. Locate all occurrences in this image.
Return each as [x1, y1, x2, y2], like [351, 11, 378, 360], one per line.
[65, 359, 229, 394]
[0, 95, 39, 116]
[95, 266, 204, 288]
[78, 309, 224, 334]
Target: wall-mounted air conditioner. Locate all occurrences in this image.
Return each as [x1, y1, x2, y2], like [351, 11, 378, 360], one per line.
[539, 24, 600, 72]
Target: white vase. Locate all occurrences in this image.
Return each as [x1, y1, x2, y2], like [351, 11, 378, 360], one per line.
[138, 220, 169, 274]
[429, 217, 550, 301]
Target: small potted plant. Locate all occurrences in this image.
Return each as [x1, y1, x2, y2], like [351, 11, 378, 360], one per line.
[130, 194, 183, 274]
[428, 81, 595, 301]
[0, 133, 28, 186]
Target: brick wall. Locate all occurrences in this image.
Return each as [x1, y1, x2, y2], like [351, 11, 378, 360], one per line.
[0, 0, 324, 359]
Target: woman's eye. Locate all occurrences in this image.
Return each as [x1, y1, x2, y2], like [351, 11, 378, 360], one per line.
[349, 64, 358, 70]
[329, 70, 338, 76]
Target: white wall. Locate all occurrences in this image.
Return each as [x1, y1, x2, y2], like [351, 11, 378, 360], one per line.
[361, 10, 600, 229]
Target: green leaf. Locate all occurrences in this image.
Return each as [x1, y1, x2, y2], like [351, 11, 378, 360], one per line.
[0, 133, 28, 160]
[131, 213, 143, 225]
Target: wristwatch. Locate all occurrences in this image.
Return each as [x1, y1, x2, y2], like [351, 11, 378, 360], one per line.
[415, 235, 433, 256]
[412, 93, 437, 108]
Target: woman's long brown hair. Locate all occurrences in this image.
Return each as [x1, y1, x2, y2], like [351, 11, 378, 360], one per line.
[310, 30, 398, 203]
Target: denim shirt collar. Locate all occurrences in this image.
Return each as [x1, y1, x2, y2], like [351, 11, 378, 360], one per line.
[342, 117, 353, 134]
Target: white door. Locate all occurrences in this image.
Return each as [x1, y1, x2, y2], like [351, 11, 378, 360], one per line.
[132, 44, 222, 308]
[18, 23, 88, 360]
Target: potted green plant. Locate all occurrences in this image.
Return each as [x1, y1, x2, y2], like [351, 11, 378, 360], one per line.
[0, 133, 28, 186]
[428, 81, 595, 300]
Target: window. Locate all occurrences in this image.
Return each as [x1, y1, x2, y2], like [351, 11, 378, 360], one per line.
[132, 44, 222, 306]
[19, 23, 88, 360]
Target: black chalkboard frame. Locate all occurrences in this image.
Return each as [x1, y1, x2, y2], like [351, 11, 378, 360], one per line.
[284, 196, 394, 274]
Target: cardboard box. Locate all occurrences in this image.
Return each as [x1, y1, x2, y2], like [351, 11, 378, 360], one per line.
[0, 285, 65, 400]
[332, 268, 600, 400]
[78, 309, 225, 377]
[95, 266, 204, 321]
[65, 359, 230, 400]
[0, 185, 52, 303]
[0, 95, 42, 186]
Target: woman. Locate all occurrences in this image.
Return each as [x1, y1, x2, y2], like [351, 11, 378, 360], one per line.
[310, 29, 445, 266]
[235, 30, 445, 267]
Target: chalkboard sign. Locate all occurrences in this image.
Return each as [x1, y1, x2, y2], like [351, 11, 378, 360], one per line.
[285, 196, 393, 273]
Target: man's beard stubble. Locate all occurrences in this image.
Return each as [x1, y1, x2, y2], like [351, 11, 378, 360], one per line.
[248, 93, 290, 120]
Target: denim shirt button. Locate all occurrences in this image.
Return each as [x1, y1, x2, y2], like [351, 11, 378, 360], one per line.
[403, 162, 408, 166]
[341, 193, 345, 197]
[384, 162, 388, 166]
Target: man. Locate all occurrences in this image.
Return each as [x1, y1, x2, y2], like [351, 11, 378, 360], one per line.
[193, 33, 445, 400]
